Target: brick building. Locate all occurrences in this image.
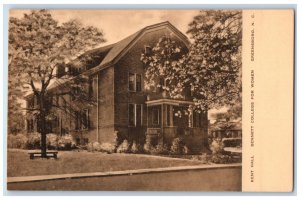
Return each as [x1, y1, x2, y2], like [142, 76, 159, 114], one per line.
[25, 21, 208, 151]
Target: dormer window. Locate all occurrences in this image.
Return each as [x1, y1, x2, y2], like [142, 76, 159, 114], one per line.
[144, 46, 152, 55]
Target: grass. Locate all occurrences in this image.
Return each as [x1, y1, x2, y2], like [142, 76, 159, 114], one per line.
[7, 149, 203, 177]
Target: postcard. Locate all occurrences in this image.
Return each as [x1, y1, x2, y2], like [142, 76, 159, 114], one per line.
[6, 9, 294, 192]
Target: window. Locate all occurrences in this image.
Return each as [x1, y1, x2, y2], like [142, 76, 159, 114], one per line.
[89, 76, 98, 99]
[185, 85, 192, 99]
[75, 111, 80, 130]
[75, 109, 89, 130]
[129, 104, 143, 127]
[159, 78, 164, 92]
[82, 109, 89, 129]
[136, 74, 142, 92]
[144, 46, 152, 55]
[159, 77, 169, 92]
[129, 104, 135, 126]
[152, 108, 160, 125]
[136, 104, 142, 127]
[128, 73, 142, 92]
[129, 73, 135, 91]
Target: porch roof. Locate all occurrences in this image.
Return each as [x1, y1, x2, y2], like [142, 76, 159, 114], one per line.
[145, 99, 194, 106]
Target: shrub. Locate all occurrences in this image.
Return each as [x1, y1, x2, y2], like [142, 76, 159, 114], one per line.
[86, 142, 115, 153]
[131, 141, 138, 153]
[93, 142, 102, 151]
[87, 142, 94, 152]
[130, 141, 143, 154]
[8, 134, 28, 149]
[46, 133, 58, 150]
[211, 154, 233, 164]
[209, 138, 235, 164]
[210, 138, 224, 154]
[100, 142, 116, 153]
[26, 132, 41, 149]
[143, 142, 151, 154]
[117, 139, 130, 153]
[182, 145, 190, 155]
[149, 143, 169, 155]
[191, 153, 210, 164]
[57, 134, 76, 150]
[170, 137, 185, 155]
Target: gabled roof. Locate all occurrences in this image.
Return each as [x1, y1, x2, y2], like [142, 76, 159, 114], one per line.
[83, 21, 190, 75]
[99, 30, 141, 67]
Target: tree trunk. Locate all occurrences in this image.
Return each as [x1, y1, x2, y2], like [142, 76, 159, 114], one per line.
[38, 94, 47, 158]
[41, 127, 47, 158]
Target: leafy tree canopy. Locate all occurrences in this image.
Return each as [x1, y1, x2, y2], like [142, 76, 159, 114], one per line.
[141, 10, 242, 112]
[9, 9, 105, 99]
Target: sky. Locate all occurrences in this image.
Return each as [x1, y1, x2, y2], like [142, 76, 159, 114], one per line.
[10, 9, 200, 45]
[9, 9, 227, 120]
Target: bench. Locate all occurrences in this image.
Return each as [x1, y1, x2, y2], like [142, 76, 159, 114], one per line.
[28, 150, 58, 159]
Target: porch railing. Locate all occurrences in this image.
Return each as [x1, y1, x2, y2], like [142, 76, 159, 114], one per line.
[146, 128, 161, 136]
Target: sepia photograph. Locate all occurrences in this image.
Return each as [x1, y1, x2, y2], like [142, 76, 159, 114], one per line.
[7, 9, 243, 191]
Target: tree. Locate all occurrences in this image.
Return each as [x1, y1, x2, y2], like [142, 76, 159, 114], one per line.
[141, 10, 242, 112]
[7, 99, 25, 135]
[210, 95, 242, 122]
[9, 10, 106, 157]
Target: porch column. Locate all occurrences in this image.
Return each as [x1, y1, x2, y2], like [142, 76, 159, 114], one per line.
[160, 104, 164, 145]
[147, 106, 149, 127]
[170, 105, 173, 126]
[189, 110, 193, 128]
[161, 104, 164, 127]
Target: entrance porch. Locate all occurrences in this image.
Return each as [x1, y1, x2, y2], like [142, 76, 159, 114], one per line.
[146, 99, 208, 151]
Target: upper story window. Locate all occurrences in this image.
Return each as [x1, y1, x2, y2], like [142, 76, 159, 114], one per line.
[158, 77, 169, 93]
[129, 73, 135, 91]
[128, 73, 142, 92]
[136, 74, 142, 92]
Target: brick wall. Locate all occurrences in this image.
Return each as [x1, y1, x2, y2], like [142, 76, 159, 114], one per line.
[97, 66, 116, 144]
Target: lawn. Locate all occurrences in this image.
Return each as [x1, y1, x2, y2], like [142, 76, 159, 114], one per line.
[7, 149, 203, 177]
